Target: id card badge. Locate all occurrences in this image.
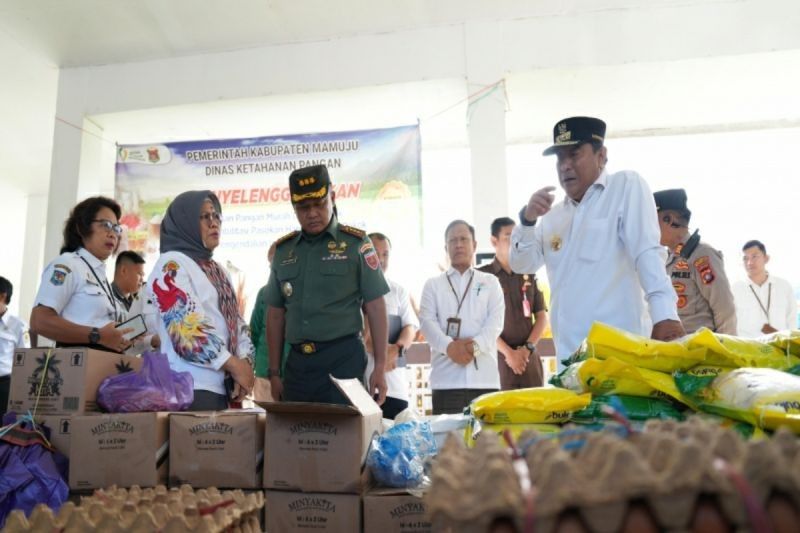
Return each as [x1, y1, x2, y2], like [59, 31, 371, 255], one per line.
[446, 317, 462, 339]
[522, 295, 531, 318]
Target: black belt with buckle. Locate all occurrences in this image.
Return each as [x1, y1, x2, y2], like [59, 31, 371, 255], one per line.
[291, 333, 359, 355]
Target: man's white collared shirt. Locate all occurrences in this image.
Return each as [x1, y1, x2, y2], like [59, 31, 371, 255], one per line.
[0, 312, 28, 376]
[510, 169, 678, 361]
[732, 274, 797, 338]
[420, 267, 504, 390]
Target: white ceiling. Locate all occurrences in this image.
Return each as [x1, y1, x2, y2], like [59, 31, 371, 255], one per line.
[0, 0, 715, 68]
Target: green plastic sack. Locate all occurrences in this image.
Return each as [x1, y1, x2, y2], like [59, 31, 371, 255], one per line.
[572, 395, 684, 424]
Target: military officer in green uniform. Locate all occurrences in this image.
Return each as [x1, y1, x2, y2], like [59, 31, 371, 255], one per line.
[654, 189, 737, 335]
[266, 164, 390, 405]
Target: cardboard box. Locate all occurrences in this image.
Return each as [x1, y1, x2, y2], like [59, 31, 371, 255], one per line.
[8, 348, 142, 415]
[262, 377, 382, 493]
[265, 491, 360, 533]
[169, 410, 265, 488]
[69, 412, 169, 490]
[363, 491, 432, 533]
[36, 414, 73, 457]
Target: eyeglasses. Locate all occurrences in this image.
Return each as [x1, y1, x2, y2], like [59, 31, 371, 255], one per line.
[93, 219, 123, 235]
[200, 212, 223, 225]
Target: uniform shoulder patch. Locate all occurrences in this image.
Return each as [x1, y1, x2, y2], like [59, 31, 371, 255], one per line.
[275, 230, 300, 246]
[694, 256, 716, 285]
[339, 224, 366, 239]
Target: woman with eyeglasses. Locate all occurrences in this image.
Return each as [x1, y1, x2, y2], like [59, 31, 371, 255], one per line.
[147, 191, 255, 410]
[31, 196, 134, 353]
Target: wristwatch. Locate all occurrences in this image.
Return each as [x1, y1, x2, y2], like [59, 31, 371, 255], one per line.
[88, 327, 101, 345]
[524, 342, 537, 354]
[471, 341, 481, 356]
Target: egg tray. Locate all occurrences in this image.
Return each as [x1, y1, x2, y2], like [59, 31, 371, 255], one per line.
[1, 484, 264, 533]
[426, 417, 800, 533]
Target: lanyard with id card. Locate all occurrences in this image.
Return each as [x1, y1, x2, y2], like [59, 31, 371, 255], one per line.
[446, 270, 477, 369]
[445, 270, 474, 339]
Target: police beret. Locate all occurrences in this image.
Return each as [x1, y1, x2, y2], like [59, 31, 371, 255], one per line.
[289, 165, 330, 204]
[542, 116, 606, 156]
[653, 189, 688, 212]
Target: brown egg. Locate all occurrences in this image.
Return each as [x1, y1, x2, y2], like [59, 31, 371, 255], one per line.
[620, 502, 660, 533]
[766, 493, 800, 533]
[691, 497, 732, 533]
[554, 510, 591, 533]
[488, 516, 519, 533]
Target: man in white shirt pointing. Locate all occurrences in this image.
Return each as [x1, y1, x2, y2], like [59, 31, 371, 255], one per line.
[510, 116, 684, 363]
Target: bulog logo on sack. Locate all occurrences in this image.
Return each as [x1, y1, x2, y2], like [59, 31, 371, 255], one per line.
[27, 355, 64, 397]
[289, 421, 338, 435]
[189, 421, 234, 436]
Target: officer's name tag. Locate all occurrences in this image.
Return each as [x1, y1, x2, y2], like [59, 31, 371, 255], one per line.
[446, 317, 461, 339]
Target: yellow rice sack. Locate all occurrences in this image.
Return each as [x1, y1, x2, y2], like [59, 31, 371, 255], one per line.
[686, 328, 800, 370]
[763, 330, 800, 359]
[469, 387, 591, 424]
[580, 322, 706, 372]
[553, 356, 690, 405]
[679, 368, 800, 433]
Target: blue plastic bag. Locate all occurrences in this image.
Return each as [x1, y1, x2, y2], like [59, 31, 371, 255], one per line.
[366, 421, 437, 488]
[97, 351, 194, 412]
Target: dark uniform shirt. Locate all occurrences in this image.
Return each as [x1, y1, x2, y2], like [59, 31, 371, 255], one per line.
[667, 231, 737, 335]
[478, 259, 547, 388]
[265, 215, 390, 344]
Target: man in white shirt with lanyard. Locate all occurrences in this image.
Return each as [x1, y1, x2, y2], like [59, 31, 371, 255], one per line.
[420, 220, 505, 415]
[732, 240, 798, 337]
[0, 276, 29, 419]
[510, 116, 684, 364]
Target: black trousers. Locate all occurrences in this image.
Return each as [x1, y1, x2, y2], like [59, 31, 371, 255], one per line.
[0, 375, 9, 420]
[188, 390, 228, 411]
[432, 388, 497, 415]
[283, 335, 367, 405]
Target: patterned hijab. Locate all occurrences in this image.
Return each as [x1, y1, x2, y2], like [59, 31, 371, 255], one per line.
[161, 191, 239, 353]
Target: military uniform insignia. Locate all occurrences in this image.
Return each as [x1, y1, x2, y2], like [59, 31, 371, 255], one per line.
[694, 256, 716, 285]
[360, 241, 380, 271]
[275, 230, 300, 246]
[675, 260, 689, 270]
[282, 282, 293, 298]
[327, 240, 348, 254]
[550, 235, 562, 251]
[340, 225, 366, 239]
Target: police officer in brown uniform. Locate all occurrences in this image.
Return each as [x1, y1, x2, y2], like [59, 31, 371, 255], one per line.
[479, 217, 549, 389]
[654, 189, 737, 335]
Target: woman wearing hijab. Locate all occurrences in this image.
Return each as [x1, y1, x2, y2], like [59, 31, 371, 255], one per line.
[148, 191, 255, 410]
[31, 196, 133, 353]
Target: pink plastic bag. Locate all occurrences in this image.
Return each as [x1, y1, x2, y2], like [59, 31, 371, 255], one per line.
[97, 352, 194, 412]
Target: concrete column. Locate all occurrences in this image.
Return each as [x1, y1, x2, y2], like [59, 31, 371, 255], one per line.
[18, 194, 48, 323]
[465, 20, 509, 252]
[44, 72, 85, 263]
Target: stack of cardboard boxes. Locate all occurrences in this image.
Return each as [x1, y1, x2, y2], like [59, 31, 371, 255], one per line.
[7, 352, 434, 531]
[262, 377, 432, 532]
